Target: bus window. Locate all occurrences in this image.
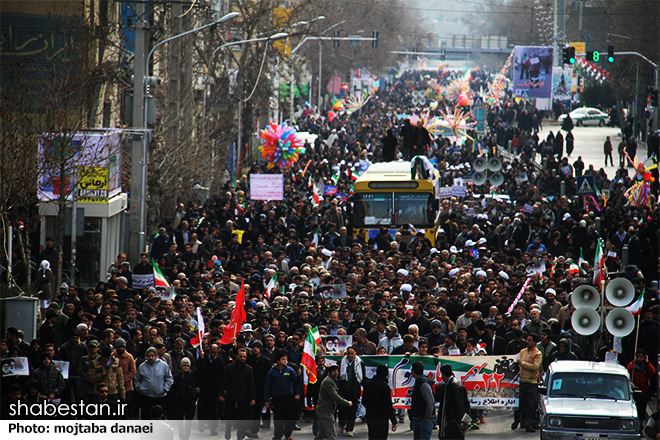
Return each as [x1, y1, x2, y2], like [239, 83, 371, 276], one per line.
[353, 193, 393, 226]
[394, 193, 433, 227]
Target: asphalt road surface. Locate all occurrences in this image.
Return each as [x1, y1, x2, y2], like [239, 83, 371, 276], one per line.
[176, 408, 537, 439]
[537, 123, 624, 176]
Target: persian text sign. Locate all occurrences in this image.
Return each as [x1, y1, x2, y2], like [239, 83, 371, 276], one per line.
[78, 166, 109, 203]
[250, 174, 284, 201]
[324, 355, 520, 409]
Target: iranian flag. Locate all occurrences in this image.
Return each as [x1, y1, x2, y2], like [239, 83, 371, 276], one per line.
[578, 248, 586, 275]
[310, 177, 321, 206]
[311, 326, 322, 349]
[265, 272, 277, 298]
[568, 262, 580, 275]
[301, 327, 318, 383]
[152, 259, 171, 288]
[625, 290, 644, 316]
[189, 306, 205, 347]
[219, 280, 246, 344]
[593, 239, 605, 286]
[349, 170, 360, 181]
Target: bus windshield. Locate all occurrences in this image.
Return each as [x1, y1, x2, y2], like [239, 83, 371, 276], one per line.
[353, 192, 434, 227]
[353, 193, 393, 226]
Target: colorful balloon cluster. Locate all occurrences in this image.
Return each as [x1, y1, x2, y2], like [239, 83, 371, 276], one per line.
[258, 122, 306, 169]
[624, 156, 657, 208]
[345, 91, 371, 115]
[438, 107, 476, 139]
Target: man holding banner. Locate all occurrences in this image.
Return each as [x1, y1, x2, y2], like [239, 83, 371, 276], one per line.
[435, 363, 467, 440]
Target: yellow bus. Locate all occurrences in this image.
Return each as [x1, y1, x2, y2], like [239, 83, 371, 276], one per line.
[351, 161, 441, 245]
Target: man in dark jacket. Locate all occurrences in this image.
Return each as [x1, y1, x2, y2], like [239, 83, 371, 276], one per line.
[316, 364, 353, 440]
[196, 344, 225, 435]
[411, 119, 431, 157]
[57, 330, 88, 403]
[381, 128, 398, 162]
[31, 353, 65, 402]
[435, 363, 467, 439]
[222, 348, 255, 440]
[170, 358, 197, 440]
[248, 341, 274, 436]
[362, 364, 398, 439]
[410, 361, 435, 439]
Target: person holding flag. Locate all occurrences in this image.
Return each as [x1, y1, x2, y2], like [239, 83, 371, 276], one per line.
[219, 280, 247, 345]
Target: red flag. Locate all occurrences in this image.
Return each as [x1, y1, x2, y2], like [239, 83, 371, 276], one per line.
[219, 280, 246, 344]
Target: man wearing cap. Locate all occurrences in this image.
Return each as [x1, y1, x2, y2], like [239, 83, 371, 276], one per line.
[80, 339, 101, 402]
[424, 320, 446, 349]
[378, 324, 403, 354]
[316, 363, 353, 440]
[88, 346, 125, 403]
[135, 347, 174, 419]
[112, 338, 136, 412]
[169, 357, 197, 440]
[347, 306, 374, 335]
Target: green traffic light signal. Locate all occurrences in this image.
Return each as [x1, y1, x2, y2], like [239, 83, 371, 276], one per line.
[592, 51, 599, 62]
[607, 45, 614, 62]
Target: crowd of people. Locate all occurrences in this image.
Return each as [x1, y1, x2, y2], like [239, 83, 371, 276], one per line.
[2, 68, 660, 440]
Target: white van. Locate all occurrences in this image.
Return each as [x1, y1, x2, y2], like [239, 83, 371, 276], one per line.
[539, 360, 641, 440]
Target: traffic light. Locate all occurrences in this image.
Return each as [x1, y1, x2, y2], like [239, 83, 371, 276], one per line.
[652, 89, 659, 107]
[569, 47, 576, 64]
[333, 30, 340, 48]
[587, 51, 600, 62]
[372, 31, 378, 49]
[607, 45, 614, 62]
[562, 47, 570, 64]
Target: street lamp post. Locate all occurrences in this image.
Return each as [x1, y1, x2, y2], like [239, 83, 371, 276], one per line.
[202, 33, 288, 186]
[136, 12, 239, 255]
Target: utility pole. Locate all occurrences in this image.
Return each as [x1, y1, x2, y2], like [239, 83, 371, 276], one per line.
[129, 1, 148, 264]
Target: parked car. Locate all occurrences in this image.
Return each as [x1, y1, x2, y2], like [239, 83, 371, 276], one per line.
[558, 107, 610, 126]
[539, 360, 641, 440]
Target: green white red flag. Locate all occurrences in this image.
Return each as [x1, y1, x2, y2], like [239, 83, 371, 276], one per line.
[301, 327, 318, 383]
[152, 258, 171, 288]
[625, 290, 644, 316]
[189, 306, 205, 347]
[593, 239, 605, 286]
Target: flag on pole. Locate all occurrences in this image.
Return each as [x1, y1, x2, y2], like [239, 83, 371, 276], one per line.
[152, 259, 171, 288]
[578, 248, 586, 275]
[189, 306, 205, 347]
[265, 272, 277, 298]
[311, 326, 322, 351]
[593, 239, 605, 286]
[219, 280, 246, 344]
[350, 170, 360, 181]
[625, 290, 644, 316]
[548, 259, 558, 278]
[301, 327, 318, 383]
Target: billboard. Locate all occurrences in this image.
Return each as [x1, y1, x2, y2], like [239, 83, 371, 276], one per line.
[38, 129, 122, 203]
[552, 67, 573, 114]
[513, 46, 554, 109]
[249, 174, 284, 201]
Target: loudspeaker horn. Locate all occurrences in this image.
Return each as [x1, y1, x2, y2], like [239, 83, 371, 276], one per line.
[487, 158, 502, 172]
[606, 278, 635, 307]
[473, 156, 488, 172]
[572, 307, 601, 336]
[489, 173, 504, 187]
[412, 97, 420, 105]
[572, 285, 600, 309]
[412, 90, 420, 98]
[606, 308, 635, 337]
[473, 172, 487, 186]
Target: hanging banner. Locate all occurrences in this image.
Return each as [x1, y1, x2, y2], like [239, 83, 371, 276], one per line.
[250, 174, 284, 200]
[552, 67, 573, 114]
[319, 355, 520, 409]
[512, 46, 554, 110]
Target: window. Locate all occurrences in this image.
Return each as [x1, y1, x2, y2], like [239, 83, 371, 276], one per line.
[353, 193, 392, 226]
[549, 373, 629, 400]
[394, 193, 433, 226]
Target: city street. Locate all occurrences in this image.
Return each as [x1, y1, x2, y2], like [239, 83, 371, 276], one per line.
[176, 409, 536, 440]
[537, 123, 623, 174]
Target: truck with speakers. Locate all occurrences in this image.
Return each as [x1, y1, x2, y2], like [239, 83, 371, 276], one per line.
[539, 360, 641, 440]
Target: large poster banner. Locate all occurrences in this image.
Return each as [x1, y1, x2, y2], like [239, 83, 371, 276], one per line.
[552, 67, 573, 113]
[513, 46, 553, 109]
[250, 174, 284, 201]
[321, 355, 519, 409]
[133, 274, 155, 289]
